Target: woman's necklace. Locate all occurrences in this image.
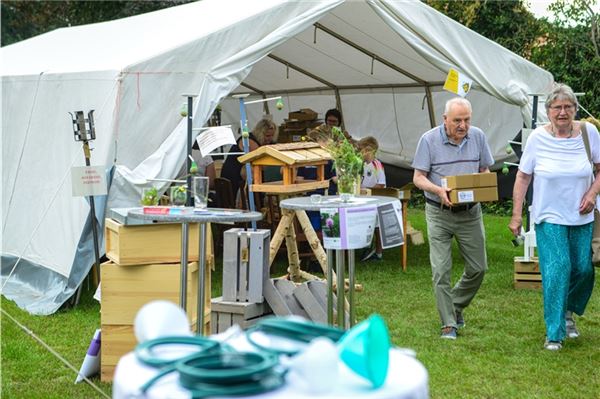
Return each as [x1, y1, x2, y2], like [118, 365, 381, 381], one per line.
[550, 124, 573, 138]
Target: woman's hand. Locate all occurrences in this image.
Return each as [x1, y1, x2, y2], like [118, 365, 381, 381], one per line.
[579, 190, 597, 214]
[508, 216, 522, 237]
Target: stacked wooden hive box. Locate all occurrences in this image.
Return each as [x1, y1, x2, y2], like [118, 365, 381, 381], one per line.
[100, 217, 214, 381]
[278, 108, 323, 143]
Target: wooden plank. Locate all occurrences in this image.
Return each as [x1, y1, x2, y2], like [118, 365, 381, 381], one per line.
[211, 297, 268, 318]
[238, 233, 249, 302]
[293, 283, 327, 323]
[274, 279, 309, 318]
[514, 273, 542, 282]
[251, 180, 330, 194]
[514, 280, 542, 290]
[248, 230, 270, 303]
[222, 228, 241, 302]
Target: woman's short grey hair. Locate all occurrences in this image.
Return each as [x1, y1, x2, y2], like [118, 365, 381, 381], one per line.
[545, 83, 578, 112]
[444, 97, 472, 115]
[252, 119, 278, 145]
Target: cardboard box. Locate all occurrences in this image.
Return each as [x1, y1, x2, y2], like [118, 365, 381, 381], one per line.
[105, 218, 212, 265]
[288, 108, 318, 121]
[441, 172, 497, 190]
[449, 186, 498, 203]
[369, 187, 412, 200]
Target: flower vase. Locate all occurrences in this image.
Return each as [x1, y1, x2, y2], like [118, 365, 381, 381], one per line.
[170, 186, 187, 206]
[338, 174, 360, 202]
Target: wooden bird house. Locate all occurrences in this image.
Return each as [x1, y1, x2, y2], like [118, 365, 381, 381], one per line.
[237, 142, 332, 194]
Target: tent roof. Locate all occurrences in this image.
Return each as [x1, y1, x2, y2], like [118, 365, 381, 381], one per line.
[0, 0, 284, 76]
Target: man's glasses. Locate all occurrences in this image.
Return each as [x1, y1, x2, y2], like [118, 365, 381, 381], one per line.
[549, 104, 575, 112]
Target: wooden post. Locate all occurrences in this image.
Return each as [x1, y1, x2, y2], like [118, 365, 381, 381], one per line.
[269, 209, 293, 266]
[295, 210, 335, 281]
[284, 217, 302, 282]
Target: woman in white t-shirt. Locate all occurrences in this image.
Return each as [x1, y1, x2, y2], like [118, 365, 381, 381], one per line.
[509, 84, 599, 351]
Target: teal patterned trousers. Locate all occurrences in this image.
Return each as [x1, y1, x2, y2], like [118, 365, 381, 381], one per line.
[535, 221, 595, 342]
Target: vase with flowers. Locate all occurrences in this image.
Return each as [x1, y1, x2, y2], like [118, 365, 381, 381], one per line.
[326, 126, 363, 201]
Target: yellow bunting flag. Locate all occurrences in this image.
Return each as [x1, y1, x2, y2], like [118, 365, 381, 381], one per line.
[443, 68, 473, 97]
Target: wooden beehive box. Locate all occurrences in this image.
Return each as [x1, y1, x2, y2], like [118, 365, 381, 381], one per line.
[105, 219, 214, 266]
[514, 256, 541, 290]
[237, 142, 332, 194]
[100, 260, 211, 381]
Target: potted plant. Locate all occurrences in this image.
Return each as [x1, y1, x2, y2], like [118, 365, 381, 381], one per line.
[140, 187, 159, 206]
[170, 185, 187, 206]
[326, 126, 363, 200]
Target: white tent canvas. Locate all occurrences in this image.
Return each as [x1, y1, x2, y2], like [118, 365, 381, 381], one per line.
[1, 0, 553, 314]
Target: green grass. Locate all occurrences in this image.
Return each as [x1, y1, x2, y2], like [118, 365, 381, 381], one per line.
[2, 209, 599, 398]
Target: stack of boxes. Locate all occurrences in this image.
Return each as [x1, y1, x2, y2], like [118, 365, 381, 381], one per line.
[100, 218, 213, 381]
[278, 108, 322, 143]
[441, 172, 498, 204]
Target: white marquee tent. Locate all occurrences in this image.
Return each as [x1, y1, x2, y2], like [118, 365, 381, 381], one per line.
[1, 0, 553, 314]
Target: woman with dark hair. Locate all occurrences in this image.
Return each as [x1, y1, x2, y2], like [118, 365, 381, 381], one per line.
[220, 119, 277, 203]
[325, 108, 342, 127]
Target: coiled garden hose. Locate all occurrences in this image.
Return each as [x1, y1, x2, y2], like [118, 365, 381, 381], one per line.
[135, 335, 284, 397]
[245, 317, 345, 355]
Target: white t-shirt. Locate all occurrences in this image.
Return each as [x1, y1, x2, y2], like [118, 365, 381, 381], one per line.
[519, 122, 600, 226]
[361, 159, 386, 188]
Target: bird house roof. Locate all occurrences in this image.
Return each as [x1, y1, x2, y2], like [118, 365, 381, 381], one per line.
[238, 142, 331, 165]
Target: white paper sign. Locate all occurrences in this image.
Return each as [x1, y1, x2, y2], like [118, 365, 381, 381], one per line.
[321, 205, 377, 250]
[457, 190, 474, 203]
[71, 166, 107, 196]
[196, 126, 236, 157]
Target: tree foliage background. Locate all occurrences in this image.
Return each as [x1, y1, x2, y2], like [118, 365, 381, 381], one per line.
[1, 0, 598, 117]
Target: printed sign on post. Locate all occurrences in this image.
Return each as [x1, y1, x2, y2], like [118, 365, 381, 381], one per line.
[196, 126, 236, 157]
[321, 205, 377, 250]
[71, 166, 107, 196]
[377, 201, 404, 249]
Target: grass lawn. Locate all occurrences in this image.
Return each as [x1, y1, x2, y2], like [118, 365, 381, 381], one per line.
[2, 209, 599, 398]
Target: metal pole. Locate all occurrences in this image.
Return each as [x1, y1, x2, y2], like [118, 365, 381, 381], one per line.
[525, 95, 539, 232]
[238, 97, 257, 230]
[336, 250, 345, 329]
[83, 141, 101, 287]
[348, 249, 355, 327]
[326, 248, 334, 325]
[186, 96, 194, 207]
[197, 223, 207, 335]
[180, 223, 190, 310]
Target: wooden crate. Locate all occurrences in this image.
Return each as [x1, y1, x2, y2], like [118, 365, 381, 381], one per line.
[100, 260, 212, 382]
[514, 256, 541, 290]
[210, 297, 272, 334]
[101, 314, 210, 382]
[101, 261, 213, 325]
[105, 218, 213, 265]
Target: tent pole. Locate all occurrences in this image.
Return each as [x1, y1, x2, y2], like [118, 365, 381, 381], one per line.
[425, 86, 436, 128]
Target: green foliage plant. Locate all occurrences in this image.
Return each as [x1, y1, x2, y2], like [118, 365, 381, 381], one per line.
[326, 126, 363, 194]
[140, 187, 159, 206]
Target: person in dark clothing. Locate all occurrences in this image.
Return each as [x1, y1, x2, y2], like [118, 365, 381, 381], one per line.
[220, 119, 277, 204]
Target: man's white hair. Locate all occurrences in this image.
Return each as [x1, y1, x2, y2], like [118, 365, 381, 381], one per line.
[444, 97, 472, 115]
